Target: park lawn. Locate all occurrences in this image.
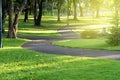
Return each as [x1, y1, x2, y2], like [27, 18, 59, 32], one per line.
[1, 38, 120, 80]
[53, 39, 120, 50]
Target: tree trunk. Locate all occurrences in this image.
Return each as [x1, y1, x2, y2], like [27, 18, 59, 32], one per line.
[7, 0, 14, 38]
[34, 0, 37, 25]
[51, 2, 54, 16]
[73, 0, 77, 20]
[96, 9, 99, 18]
[24, 8, 29, 22]
[36, 0, 43, 26]
[57, 0, 63, 21]
[2, 0, 7, 34]
[67, 0, 70, 26]
[7, 0, 27, 38]
[79, 0, 83, 17]
[34, 0, 43, 26]
[13, 0, 27, 35]
[58, 1, 60, 21]
[24, 0, 30, 22]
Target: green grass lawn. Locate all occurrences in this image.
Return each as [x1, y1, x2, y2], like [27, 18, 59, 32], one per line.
[53, 39, 120, 50]
[1, 38, 120, 80]
[2, 15, 120, 80]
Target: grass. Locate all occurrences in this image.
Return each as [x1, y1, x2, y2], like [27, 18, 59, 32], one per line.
[2, 15, 120, 79]
[53, 39, 120, 50]
[1, 38, 120, 80]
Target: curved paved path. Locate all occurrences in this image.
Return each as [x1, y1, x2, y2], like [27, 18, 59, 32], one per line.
[22, 27, 120, 60]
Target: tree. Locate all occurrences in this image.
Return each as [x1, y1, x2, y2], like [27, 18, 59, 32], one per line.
[34, 0, 43, 26]
[57, 0, 64, 21]
[7, 0, 27, 38]
[2, 0, 8, 34]
[73, 0, 77, 20]
[107, 0, 120, 46]
[88, 0, 104, 18]
[24, 0, 31, 22]
[79, 0, 83, 17]
[67, 0, 70, 26]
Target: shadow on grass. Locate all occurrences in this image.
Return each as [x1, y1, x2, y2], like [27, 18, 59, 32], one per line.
[0, 53, 120, 80]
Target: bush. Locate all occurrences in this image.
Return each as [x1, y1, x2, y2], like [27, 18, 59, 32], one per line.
[80, 30, 98, 39]
[107, 9, 120, 46]
[107, 27, 120, 46]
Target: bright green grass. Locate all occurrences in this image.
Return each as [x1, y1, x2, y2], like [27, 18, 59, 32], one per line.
[1, 38, 120, 79]
[53, 39, 120, 50]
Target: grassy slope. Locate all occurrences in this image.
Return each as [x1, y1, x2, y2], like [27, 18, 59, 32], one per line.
[1, 38, 120, 80]
[53, 39, 120, 50]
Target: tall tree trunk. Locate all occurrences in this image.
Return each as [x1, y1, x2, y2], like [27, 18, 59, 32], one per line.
[73, 0, 77, 20]
[34, 0, 43, 26]
[79, 0, 83, 17]
[24, 8, 29, 22]
[7, 0, 14, 38]
[13, 0, 27, 37]
[51, 2, 54, 16]
[57, 0, 62, 21]
[2, 0, 7, 34]
[34, 0, 37, 25]
[67, 0, 70, 26]
[36, 0, 43, 26]
[24, 0, 29, 22]
[7, 0, 27, 38]
[96, 9, 99, 18]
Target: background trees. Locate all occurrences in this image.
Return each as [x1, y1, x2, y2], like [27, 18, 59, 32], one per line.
[1, 0, 120, 41]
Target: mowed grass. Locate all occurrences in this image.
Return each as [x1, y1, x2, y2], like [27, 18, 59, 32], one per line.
[2, 15, 120, 79]
[53, 39, 120, 50]
[1, 38, 120, 80]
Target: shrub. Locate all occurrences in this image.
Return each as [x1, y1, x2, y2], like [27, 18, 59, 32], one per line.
[107, 27, 120, 46]
[80, 30, 98, 39]
[107, 7, 120, 46]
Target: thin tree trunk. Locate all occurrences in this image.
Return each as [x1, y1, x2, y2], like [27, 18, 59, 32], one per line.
[7, 0, 27, 38]
[79, 0, 83, 17]
[51, 2, 54, 16]
[24, 8, 29, 22]
[36, 0, 43, 26]
[34, 0, 43, 26]
[73, 0, 77, 20]
[13, 0, 27, 37]
[2, 0, 7, 34]
[58, 0, 62, 21]
[24, 0, 30, 22]
[67, 0, 70, 26]
[34, 0, 37, 25]
[96, 9, 99, 18]
[7, 0, 14, 38]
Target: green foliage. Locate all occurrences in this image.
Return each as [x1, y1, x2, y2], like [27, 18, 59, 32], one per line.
[80, 30, 98, 39]
[107, 27, 120, 46]
[107, 3, 120, 46]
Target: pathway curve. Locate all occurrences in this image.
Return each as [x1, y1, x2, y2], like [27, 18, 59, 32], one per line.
[22, 26, 120, 60]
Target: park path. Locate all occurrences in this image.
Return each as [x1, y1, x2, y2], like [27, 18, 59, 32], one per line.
[22, 26, 120, 60]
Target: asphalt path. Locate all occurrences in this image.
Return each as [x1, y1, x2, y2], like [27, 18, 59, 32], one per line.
[22, 27, 120, 60]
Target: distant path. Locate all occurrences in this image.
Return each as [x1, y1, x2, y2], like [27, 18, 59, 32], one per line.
[22, 26, 120, 60]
